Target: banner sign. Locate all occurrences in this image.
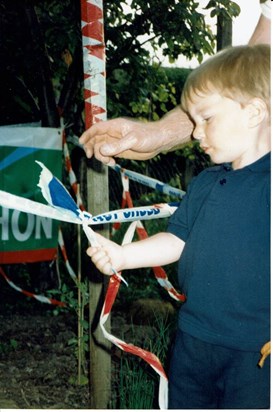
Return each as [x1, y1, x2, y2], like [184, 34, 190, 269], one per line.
[0, 124, 62, 263]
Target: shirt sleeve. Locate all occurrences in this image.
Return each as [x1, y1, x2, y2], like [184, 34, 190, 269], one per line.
[167, 176, 198, 242]
[260, 0, 271, 20]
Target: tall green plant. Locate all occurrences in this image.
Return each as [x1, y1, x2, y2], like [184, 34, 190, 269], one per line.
[48, 277, 90, 386]
[111, 314, 175, 409]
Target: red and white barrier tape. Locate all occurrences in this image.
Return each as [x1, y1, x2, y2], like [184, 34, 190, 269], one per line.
[0, 265, 66, 307]
[116, 173, 186, 302]
[111, 163, 186, 199]
[63, 134, 85, 211]
[58, 228, 77, 280]
[0, 144, 185, 408]
[81, 0, 106, 129]
[98, 173, 186, 409]
[100, 221, 169, 409]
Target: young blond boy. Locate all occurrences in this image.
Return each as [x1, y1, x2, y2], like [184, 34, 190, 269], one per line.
[87, 44, 270, 409]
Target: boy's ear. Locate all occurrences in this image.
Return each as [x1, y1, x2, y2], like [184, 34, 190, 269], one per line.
[246, 98, 268, 128]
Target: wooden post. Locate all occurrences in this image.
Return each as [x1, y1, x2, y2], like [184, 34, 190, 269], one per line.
[87, 159, 111, 408]
[80, 0, 110, 407]
[217, 13, 232, 51]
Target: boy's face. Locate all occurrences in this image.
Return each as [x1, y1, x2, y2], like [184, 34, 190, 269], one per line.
[186, 91, 257, 170]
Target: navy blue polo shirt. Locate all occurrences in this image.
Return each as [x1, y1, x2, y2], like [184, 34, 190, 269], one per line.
[168, 152, 270, 351]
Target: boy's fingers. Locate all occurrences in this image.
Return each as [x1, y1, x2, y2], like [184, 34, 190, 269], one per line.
[91, 249, 108, 265]
[94, 254, 110, 269]
[92, 252, 113, 275]
[86, 244, 113, 276]
[86, 246, 99, 257]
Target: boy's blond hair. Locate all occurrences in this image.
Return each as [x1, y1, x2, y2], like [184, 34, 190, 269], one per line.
[181, 44, 270, 112]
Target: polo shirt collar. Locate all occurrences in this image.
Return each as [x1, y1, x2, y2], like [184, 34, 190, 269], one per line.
[221, 152, 271, 173]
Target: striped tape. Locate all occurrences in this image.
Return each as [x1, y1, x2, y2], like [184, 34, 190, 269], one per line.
[0, 266, 66, 307]
[111, 164, 186, 199]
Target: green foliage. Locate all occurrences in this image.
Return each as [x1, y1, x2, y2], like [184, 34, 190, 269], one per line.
[107, 63, 181, 120]
[104, 0, 215, 119]
[48, 277, 90, 385]
[0, 0, 81, 126]
[0, 338, 18, 354]
[129, 80, 177, 121]
[0, 0, 242, 128]
[118, 357, 156, 409]
[111, 315, 175, 409]
[105, 0, 216, 67]
[48, 283, 75, 315]
[205, 0, 241, 20]
[104, 0, 241, 120]
[163, 66, 192, 103]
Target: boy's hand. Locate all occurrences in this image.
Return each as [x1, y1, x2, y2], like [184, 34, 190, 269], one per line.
[86, 232, 125, 275]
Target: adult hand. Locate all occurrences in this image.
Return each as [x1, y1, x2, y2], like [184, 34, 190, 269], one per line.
[79, 106, 194, 165]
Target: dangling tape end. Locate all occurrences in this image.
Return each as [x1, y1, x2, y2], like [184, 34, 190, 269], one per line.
[111, 268, 128, 287]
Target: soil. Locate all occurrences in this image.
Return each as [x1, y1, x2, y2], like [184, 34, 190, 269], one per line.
[0, 262, 178, 411]
[0, 299, 174, 410]
[0, 311, 91, 409]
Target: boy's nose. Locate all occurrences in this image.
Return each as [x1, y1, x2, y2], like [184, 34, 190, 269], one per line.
[193, 124, 205, 141]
